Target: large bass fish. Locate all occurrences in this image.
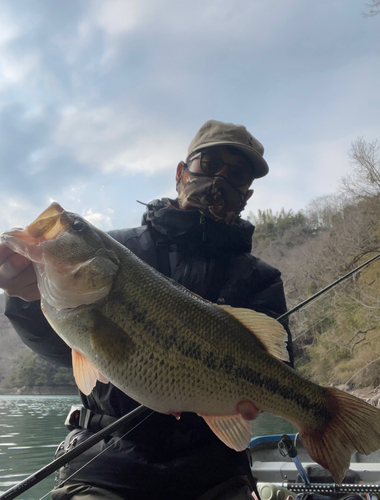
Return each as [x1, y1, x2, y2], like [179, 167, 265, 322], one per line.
[3, 202, 380, 484]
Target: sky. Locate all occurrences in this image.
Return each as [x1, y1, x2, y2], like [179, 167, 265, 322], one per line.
[0, 0, 379, 235]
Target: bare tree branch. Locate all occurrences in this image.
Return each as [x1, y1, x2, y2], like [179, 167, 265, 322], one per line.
[341, 138, 380, 197]
[363, 0, 380, 17]
[345, 357, 380, 385]
[293, 311, 335, 342]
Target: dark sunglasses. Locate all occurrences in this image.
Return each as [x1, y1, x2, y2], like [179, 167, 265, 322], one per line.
[188, 151, 253, 189]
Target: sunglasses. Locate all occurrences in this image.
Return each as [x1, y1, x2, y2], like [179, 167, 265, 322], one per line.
[188, 151, 253, 189]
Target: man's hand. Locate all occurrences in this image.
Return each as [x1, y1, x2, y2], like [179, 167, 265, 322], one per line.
[0, 242, 40, 301]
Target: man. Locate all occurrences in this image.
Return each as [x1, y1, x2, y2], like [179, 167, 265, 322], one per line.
[0, 120, 293, 500]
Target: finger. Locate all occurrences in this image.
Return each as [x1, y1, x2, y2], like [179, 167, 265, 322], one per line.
[0, 243, 16, 266]
[10, 281, 41, 302]
[0, 252, 33, 281]
[3, 262, 37, 290]
[0, 262, 39, 300]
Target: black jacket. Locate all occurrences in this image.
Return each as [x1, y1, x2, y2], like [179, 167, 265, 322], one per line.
[5, 200, 293, 500]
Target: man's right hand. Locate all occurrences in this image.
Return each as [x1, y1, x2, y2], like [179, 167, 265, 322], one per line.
[0, 242, 40, 301]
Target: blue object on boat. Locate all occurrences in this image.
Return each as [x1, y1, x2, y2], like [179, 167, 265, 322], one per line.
[278, 434, 310, 484]
[292, 455, 310, 484]
[249, 434, 299, 449]
[250, 434, 310, 485]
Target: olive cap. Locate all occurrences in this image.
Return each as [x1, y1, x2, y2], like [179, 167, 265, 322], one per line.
[187, 120, 269, 179]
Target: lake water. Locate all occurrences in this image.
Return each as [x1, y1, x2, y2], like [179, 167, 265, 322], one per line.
[0, 395, 80, 500]
[0, 395, 296, 500]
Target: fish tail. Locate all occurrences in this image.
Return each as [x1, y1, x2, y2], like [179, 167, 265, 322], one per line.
[299, 387, 380, 484]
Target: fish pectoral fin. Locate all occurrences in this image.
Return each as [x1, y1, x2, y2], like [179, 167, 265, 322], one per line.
[218, 305, 289, 362]
[199, 414, 252, 451]
[72, 349, 109, 396]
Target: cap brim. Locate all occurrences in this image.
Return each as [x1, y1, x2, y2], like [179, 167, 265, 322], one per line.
[187, 141, 269, 179]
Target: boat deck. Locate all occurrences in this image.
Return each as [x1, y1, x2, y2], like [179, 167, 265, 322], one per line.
[249, 434, 380, 484]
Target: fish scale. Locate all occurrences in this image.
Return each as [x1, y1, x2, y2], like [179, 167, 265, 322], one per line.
[41, 248, 340, 424]
[3, 201, 380, 484]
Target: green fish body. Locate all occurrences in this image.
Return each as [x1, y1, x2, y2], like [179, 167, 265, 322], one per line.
[3, 202, 380, 483]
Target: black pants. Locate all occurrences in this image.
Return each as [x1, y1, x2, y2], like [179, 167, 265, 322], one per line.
[52, 476, 254, 500]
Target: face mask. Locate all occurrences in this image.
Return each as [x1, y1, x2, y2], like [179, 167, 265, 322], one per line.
[176, 168, 249, 225]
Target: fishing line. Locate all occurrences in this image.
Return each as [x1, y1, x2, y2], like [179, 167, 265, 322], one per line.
[292, 310, 335, 343]
[0, 405, 153, 500]
[38, 409, 154, 500]
[4, 245, 380, 499]
[277, 252, 380, 324]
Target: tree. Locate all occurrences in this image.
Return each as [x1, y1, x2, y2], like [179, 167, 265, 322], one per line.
[247, 142, 380, 389]
[341, 137, 380, 198]
[5, 351, 75, 388]
[363, 0, 380, 17]
[249, 208, 312, 259]
[305, 193, 350, 230]
[299, 259, 380, 387]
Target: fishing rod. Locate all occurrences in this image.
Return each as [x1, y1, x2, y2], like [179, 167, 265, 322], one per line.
[277, 251, 380, 324]
[0, 405, 153, 500]
[4, 253, 380, 499]
[276, 434, 380, 495]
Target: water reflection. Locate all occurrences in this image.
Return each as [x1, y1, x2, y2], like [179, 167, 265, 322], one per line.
[251, 411, 297, 436]
[0, 395, 297, 499]
[0, 395, 79, 500]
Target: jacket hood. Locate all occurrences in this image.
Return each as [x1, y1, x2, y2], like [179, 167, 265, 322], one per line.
[141, 198, 254, 254]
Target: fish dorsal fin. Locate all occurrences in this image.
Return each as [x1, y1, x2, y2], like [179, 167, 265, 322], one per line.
[72, 349, 109, 396]
[199, 414, 252, 451]
[218, 305, 289, 362]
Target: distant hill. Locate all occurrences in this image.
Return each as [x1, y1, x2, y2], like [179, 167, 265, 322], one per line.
[0, 293, 28, 386]
[249, 191, 380, 389]
[0, 293, 76, 393]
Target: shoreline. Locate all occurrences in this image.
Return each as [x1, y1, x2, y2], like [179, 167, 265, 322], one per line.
[1, 385, 380, 403]
[0, 386, 77, 395]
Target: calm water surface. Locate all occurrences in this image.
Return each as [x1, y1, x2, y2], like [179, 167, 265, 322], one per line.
[0, 395, 296, 500]
[0, 395, 80, 500]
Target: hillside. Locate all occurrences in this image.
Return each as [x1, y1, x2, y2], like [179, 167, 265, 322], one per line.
[1, 137, 379, 393]
[0, 293, 76, 393]
[0, 293, 28, 385]
[249, 190, 380, 389]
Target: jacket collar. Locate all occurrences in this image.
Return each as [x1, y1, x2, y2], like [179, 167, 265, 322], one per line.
[141, 198, 254, 254]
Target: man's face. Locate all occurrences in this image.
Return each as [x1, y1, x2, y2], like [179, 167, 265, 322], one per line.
[175, 146, 254, 224]
[186, 146, 254, 194]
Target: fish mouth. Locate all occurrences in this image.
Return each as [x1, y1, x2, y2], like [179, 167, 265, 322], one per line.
[1, 202, 66, 262]
[25, 202, 65, 240]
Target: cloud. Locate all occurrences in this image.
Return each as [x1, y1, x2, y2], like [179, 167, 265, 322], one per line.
[83, 208, 114, 229]
[88, 0, 143, 38]
[0, 102, 93, 205]
[0, 195, 39, 232]
[0, 7, 39, 90]
[0, 0, 379, 237]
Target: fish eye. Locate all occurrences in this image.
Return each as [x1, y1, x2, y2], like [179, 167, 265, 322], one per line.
[72, 220, 86, 232]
